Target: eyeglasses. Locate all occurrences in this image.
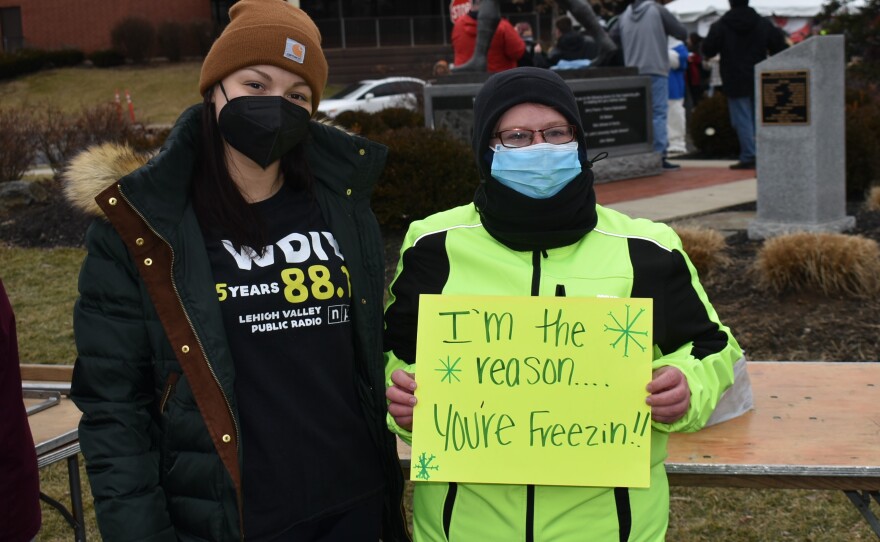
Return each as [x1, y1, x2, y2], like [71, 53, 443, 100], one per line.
[493, 125, 577, 148]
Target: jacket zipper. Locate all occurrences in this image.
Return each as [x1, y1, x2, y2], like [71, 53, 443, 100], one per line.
[118, 188, 245, 538]
[526, 485, 536, 542]
[526, 250, 549, 541]
[442, 482, 458, 539]
[530, 250, 543, 296]
[524, 251, 564, 541]
[614, 487, 632, 541]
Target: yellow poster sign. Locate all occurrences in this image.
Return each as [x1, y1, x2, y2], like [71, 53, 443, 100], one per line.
[410, 294, 653, 488]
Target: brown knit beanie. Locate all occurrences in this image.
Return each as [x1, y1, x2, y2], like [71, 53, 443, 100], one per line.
[199, 0, 328, 113]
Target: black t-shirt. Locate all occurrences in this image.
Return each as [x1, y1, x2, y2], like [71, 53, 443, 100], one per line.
[205, 184, 383, 540]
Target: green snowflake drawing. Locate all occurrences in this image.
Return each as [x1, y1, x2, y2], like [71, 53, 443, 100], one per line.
[604, 304, 648, 357]
[435, 355, 462, 383]
[415, 452, 440, 480]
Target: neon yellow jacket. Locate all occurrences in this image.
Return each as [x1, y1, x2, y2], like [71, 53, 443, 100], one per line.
[384, 203, 741, 542]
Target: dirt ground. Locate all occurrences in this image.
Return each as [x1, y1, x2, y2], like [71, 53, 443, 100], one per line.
[3, 177, 879, 363]
[693, 203, 880, 362]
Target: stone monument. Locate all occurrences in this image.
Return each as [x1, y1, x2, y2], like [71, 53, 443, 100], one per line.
[748, 35, 854, 239]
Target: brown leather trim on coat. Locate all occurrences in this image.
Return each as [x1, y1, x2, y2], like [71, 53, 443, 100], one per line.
[96, 183, 242, 500]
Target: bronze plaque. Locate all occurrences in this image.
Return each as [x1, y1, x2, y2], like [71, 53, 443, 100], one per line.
[760, 70, 810, 125]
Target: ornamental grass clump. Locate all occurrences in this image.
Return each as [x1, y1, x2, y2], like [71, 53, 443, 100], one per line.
[672, 225, 731, 277]
[753, 232, 880, 297]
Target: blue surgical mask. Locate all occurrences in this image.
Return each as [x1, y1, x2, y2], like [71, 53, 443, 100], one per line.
[490, 142, 582, 199]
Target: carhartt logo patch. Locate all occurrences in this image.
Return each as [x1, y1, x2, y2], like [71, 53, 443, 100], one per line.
[284, 38, 306, 64]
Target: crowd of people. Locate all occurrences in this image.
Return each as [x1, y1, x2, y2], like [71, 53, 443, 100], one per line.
[445, 0, 790, 170]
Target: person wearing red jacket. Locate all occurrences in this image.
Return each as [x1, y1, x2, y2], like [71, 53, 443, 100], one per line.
[452, 0, 524, 73]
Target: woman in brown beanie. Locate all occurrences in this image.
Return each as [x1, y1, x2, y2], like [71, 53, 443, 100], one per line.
[63, 0, 409, 540]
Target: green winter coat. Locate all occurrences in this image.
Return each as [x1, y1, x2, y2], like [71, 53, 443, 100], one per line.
[384, 203, 742, 541]
[65, 105, 408, 541]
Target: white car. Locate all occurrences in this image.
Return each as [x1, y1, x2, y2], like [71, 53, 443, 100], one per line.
[317, 77, 426, 117]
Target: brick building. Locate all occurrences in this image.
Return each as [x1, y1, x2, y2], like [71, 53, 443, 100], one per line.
[0, 0, 549, 71]
[0, 0, 213, 53]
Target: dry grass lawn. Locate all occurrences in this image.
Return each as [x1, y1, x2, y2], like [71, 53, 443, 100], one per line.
[0, 62, 203, 126]
[0, 62, 345, 127]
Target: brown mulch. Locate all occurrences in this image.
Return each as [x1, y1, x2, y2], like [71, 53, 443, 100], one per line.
[4, 177, 879, 362]
[695, 203, 880, 362]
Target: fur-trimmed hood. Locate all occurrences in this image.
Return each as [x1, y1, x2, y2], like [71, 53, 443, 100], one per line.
[63, 143, 154, 217]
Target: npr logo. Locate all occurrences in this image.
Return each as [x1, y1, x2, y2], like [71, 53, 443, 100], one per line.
[328, 305, 350, 324]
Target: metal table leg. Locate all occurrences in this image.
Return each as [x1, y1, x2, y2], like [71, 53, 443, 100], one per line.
[68, 454, 86, 541]
[844, 490, 880, 539]
[38, 454, 87, 541]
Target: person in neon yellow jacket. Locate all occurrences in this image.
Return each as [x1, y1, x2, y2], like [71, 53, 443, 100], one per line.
[384, 67, 742, 541]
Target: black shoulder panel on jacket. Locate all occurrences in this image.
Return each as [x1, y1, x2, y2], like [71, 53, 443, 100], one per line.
[383, 230, 451, 363]
[628, 238, 729, 359]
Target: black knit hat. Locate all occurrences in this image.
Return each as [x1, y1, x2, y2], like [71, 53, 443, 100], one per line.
[472, 67, 587, 180]
[471, 67, 598, 252]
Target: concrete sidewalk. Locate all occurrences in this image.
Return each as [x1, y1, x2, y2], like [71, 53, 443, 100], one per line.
[597, 159, 757, 231]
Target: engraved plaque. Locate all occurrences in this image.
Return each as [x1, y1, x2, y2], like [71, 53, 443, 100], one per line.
[575, 87, 649, 149]
[760, 70, 809, 125]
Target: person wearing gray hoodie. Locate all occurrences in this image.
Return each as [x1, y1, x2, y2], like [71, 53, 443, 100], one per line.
[612, 0, 687, 170]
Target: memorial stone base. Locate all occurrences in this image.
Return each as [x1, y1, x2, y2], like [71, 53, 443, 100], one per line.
[748, 36, 853, 240]
[748, 216, 855, 239]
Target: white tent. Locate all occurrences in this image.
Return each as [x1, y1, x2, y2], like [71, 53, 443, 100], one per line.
[665, 0, 864, 37]
[665, 0, 834, 22]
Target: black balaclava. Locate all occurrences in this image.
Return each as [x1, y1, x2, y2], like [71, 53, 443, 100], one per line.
[472, 67, 598, 252]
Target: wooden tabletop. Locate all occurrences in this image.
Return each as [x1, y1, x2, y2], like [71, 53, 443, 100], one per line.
[666, 361, 880, 490]
[26, 396, 81, 458]
[398, 361, 880, 491]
